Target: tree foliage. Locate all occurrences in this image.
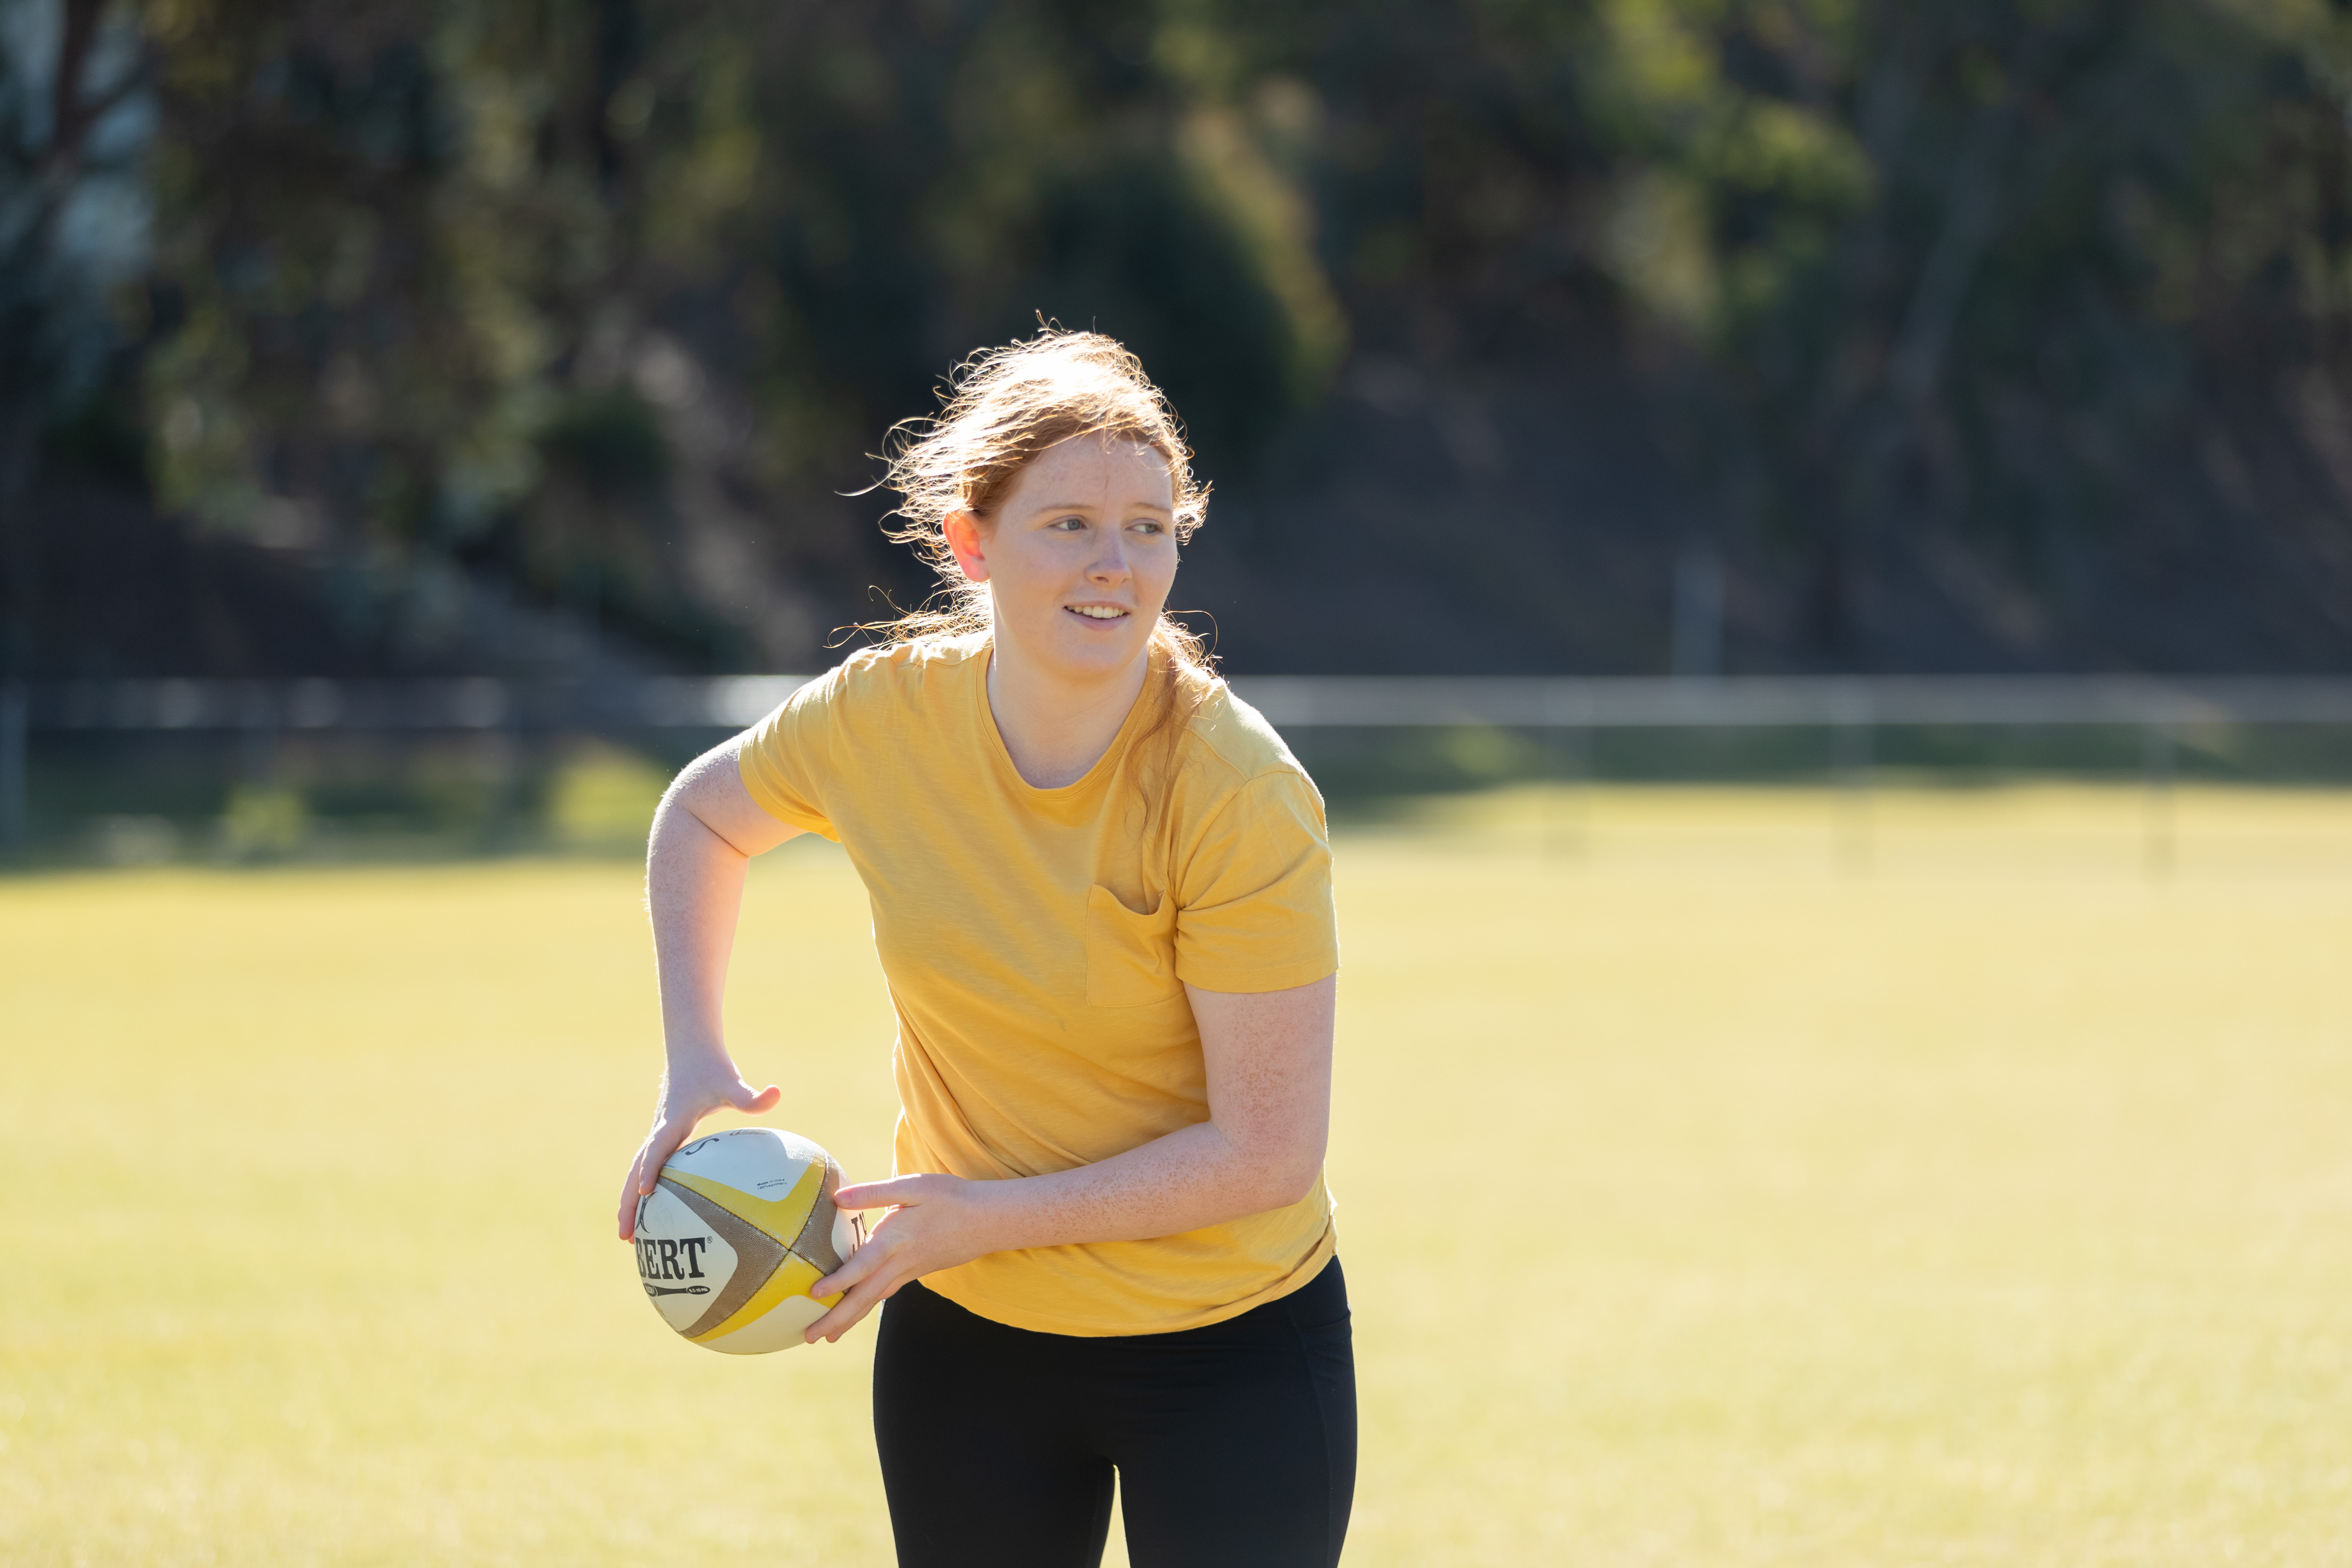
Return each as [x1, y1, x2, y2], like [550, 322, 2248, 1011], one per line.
[9, 0, 2352, 670]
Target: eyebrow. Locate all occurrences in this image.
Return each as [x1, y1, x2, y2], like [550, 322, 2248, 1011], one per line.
[1032, 500, 1174, 516]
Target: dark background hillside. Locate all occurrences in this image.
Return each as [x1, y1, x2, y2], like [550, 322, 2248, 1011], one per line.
[8, 0, 2352, 682]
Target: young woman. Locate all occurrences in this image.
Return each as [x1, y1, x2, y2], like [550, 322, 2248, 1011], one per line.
[615, 330, 1352, 1568]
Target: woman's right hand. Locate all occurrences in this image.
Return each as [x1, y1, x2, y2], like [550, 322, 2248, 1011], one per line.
[615, 1062, 782, 1239]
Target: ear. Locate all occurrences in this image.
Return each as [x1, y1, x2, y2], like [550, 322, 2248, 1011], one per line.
[942, 509, 989, 584]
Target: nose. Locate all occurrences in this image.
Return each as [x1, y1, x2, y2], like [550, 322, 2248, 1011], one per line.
[1087, 526, 1132, 585]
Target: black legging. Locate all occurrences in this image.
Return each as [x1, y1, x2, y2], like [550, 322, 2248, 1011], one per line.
[872, 1257, 1356, 1568]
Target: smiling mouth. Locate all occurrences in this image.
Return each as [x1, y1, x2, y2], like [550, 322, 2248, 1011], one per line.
[1066, 604, 1130, 621]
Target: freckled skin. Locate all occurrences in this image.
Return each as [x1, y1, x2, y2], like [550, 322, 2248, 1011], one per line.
[941, 433, 1182, 789]
[617, 432, 1336, 1346]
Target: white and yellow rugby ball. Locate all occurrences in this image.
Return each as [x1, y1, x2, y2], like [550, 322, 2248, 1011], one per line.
[633, 1128, 865, 1354]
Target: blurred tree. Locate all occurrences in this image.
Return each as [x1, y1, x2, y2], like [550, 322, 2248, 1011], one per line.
[1, 0, 153, 842]
[139, 0, 589, 639]
[1581, 0, 2352, 660]
[1171, 0, 2352, 664]
[7, 0, 2349, 678]
[127, 0, 1356, 666]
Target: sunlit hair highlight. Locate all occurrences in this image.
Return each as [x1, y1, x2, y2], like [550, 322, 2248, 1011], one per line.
[866, 328, 1221, 822]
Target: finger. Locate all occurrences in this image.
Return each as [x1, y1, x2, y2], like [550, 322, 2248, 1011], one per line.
[805, 1269, 894, 1344]
[810, 1236, 889, 1303]
[635, 1125, 692, 1197]
[731, 1082, 782, 1113]
[617, 1149, 654, 1239]
[826, 1276, 907, 1344]
[833, 1176, 923, 1212]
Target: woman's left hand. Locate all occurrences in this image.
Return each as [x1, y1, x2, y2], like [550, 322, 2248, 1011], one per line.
[804, 1174, 1003, 1343]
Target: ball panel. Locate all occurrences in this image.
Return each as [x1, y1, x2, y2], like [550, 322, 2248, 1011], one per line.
[664, 1128, 818, 1207]
[830, 1204, 866, 1271]
[785, 1157, 853, 1276]
[632, 1186, 741, 1333]
[665, 1162, 825, 1248]
[689, 1252, 832, 1349]
[700, 1289, 829, 1356]
[653, 1177, 787, 1338]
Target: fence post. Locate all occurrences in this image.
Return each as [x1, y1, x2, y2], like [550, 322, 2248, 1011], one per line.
[1832, 695, 1874, 872]
[1544, 722, 1590, 861]
[0, 679, 23, 855]
[240, 684, 279, 791]
[2143, 720, 2176, 879]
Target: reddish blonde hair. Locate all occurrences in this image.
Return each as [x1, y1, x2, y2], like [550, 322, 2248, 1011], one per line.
[870, 329, 1221, 801]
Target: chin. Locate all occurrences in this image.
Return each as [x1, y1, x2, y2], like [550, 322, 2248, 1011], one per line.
[1039, 623, 1151, 679]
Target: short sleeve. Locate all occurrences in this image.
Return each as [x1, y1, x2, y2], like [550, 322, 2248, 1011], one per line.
[1173, 770, 1339, 993]
[736, 670, 844, 841]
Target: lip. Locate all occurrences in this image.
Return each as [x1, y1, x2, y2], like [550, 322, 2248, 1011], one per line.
[1062, 603, 1134, 623]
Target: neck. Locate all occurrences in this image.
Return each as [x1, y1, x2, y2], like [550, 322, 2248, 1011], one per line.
[985, 629, 1153, 790]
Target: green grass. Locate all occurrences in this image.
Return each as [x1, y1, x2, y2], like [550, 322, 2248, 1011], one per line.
[3, 786, 2349, 1566]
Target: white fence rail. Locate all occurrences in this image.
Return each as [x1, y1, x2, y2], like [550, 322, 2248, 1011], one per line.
[1231, 676, 2352, 729]
[9, 673, 2350, 854]
[16, 674, 2352, 733]
[19, 675, 820, 733]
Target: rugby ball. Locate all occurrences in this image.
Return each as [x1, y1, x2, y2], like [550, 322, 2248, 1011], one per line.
[632, 1127, 865, 1354]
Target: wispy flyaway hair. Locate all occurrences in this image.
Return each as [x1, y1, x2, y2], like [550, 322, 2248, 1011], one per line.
[875, 327, 1208, 610]
[865, 327, 1219, 815]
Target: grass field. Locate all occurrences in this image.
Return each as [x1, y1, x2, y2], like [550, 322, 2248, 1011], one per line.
[3, 785, 2349, 1566]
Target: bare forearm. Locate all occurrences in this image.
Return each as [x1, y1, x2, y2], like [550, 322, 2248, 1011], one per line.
[806, 976, 1336, 1341]
[968, 977, 1335, 1249]
[645, 793, 750, 1065]
[970, 1118, 1323, 1252]
[618, 737, 800, 1240]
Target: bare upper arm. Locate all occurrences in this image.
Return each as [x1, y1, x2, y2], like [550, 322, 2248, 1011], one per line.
[663, 734, 805, 858]
[1186, 974, 1336, 1197]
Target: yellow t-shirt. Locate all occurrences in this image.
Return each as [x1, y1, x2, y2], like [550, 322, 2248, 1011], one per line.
[737, 633, 1340, 1335]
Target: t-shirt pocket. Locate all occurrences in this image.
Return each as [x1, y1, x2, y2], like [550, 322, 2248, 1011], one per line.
[1084, 885, 1181, 1009]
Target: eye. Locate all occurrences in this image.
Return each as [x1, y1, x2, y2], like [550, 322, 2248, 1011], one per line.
[1048, 516, 1087, 532]
[1129, 519, 1165, 535]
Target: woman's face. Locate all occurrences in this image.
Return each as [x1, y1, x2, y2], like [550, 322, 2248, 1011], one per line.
[946, 434, 1180, 687]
